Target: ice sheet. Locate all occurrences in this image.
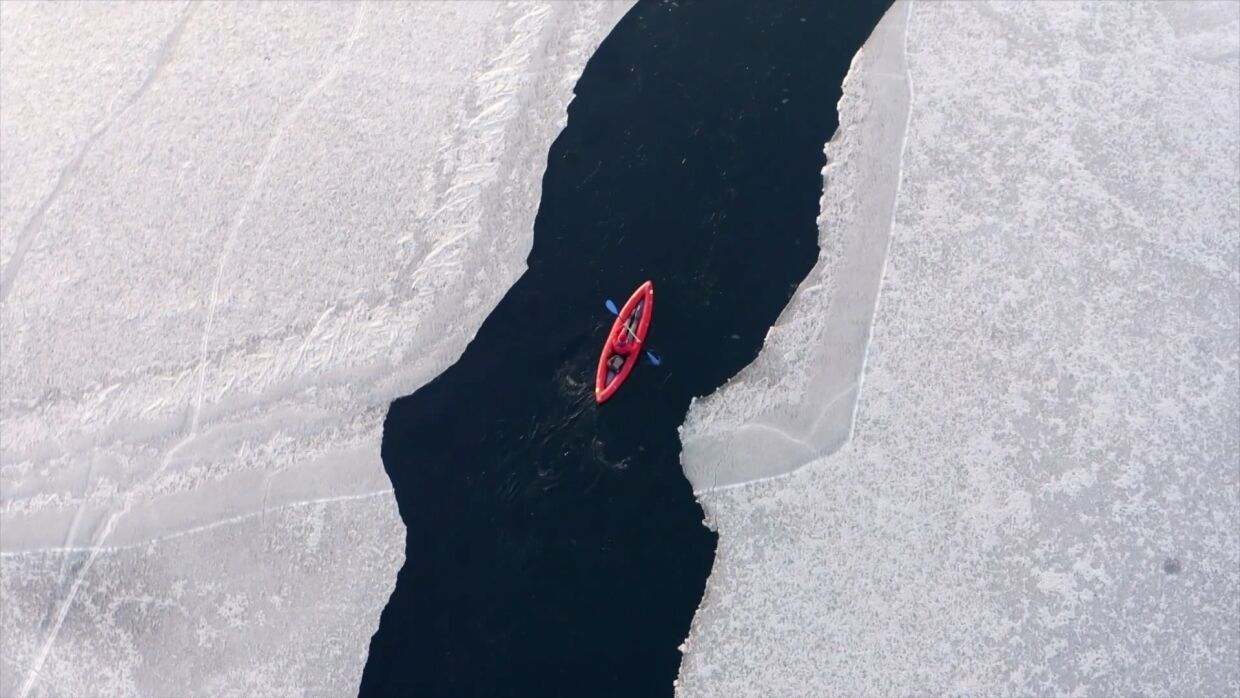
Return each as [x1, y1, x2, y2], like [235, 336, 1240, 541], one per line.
[678, 1, 1239, 694]
[0, 2, 632, 695]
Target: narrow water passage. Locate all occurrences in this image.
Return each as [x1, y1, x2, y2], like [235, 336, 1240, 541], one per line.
[360, 1, 891, 695]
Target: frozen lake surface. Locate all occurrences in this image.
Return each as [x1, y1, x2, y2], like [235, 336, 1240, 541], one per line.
[3, 0, 1236, 695]
[1, 2, 629, 695]
[678, 1, 1239, 695]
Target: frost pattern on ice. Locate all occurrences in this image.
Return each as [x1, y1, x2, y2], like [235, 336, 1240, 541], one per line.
[0, 2, 633, 696]
[678, 1, 1239, 695]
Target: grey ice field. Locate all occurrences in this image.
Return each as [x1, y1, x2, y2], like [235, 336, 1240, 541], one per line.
[2, 1, 1238, 697]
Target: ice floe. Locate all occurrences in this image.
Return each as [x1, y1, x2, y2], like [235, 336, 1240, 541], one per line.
[679, 1, 1239, 694]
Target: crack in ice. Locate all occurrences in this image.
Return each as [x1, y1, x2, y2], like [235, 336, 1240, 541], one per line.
[695, 381, 859, 496]
[0, 2, 197, 303]
[0, 489, 393, 558]
[14, 9, 367, 697]
[848, 0, 916, 445]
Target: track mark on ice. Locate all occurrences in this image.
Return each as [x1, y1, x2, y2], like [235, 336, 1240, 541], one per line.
[2, 651, 80, 698]
[0, 2, 197, 303]
[191, 7, 365, 435]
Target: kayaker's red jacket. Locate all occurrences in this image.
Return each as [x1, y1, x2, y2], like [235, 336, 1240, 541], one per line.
[613, 334, 637, 354]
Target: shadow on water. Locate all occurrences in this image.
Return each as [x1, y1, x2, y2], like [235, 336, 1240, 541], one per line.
[359, 1, 891, 695]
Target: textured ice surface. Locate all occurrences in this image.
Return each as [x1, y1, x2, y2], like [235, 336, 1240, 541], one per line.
[679, 1, 1239, 695]
[0, 2, 631, 695]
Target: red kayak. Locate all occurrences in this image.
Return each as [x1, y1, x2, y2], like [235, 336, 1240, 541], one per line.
[595, 281, 654, 403]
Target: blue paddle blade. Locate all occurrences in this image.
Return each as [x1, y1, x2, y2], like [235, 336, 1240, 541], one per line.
[645, 351, 662, 366]
[605, 299, 619, 316]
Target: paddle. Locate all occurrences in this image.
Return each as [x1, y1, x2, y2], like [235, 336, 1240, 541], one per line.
[605, 299, 663, 366]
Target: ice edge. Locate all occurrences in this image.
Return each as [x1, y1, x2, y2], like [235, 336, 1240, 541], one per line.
[674, 3, 913, 689]
[678, 1, 914, 498]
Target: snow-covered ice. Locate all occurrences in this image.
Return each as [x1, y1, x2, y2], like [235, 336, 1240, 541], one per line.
[0, 2, 631, 695]
[679, 1, 1239, 695]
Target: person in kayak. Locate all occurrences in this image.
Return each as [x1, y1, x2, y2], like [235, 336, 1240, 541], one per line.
[606, 312, 641, 380]
[612, 309, 641, 353]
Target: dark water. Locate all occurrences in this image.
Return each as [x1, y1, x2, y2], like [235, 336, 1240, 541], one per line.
[359, 1, 891, 695]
